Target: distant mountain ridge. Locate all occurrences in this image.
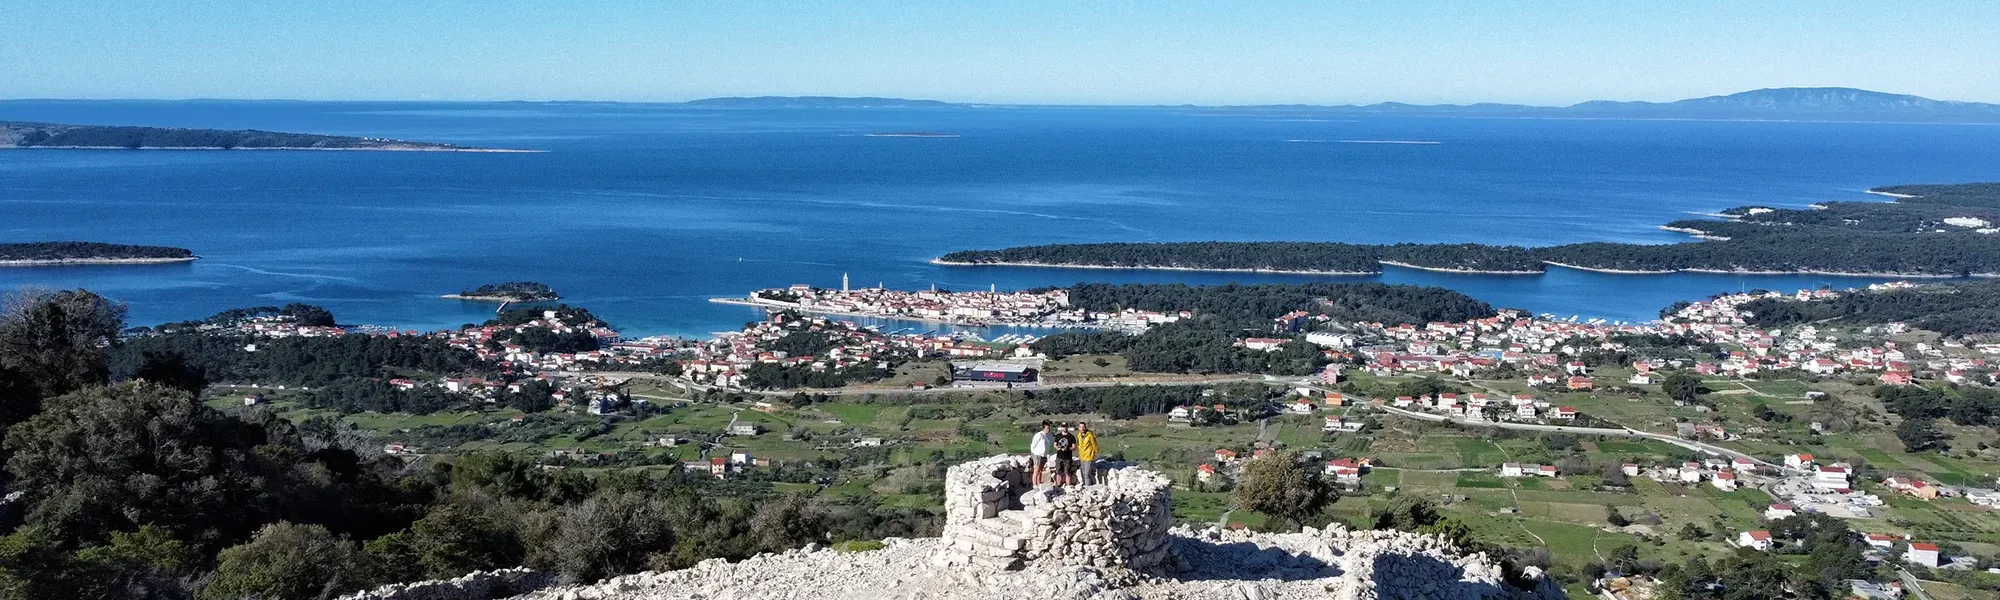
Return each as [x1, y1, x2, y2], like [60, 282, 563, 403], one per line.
[683, 96, 961, 108]
[1261, 87, 2000, 121]
[680, 88, 2000, 121]
[1571, 87, 2000, 114]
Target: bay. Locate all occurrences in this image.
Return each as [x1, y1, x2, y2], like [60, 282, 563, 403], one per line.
[4, 100, 1999, 336]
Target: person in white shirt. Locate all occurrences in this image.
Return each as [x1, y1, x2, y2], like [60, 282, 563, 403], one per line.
[1029, 420, 1053, 487]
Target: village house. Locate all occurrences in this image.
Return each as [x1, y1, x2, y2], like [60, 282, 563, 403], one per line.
[1765, 503, 1796, 520]
[1904, 542, 1941, 568]
[1884, 477, 1940, 500]
[1566, 376, 1594, 391]
[1195, 463, 1216, 483]
[1323, 458, 1364, 484]
[1713, 470, 1738, 491]
[1785, 453, 1815, 470]
[1214, 449, 1239, 464]
[727, 423, 764, 436]
[1812, 464, 1852, 491]
[1865, 534, 1897, 550]
[1551, 406, 1577, 420]
[1167, 405, 1192, 422]
[1737, 530, 1773, 551]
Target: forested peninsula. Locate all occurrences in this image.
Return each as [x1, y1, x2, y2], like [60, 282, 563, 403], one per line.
[938, 183, 2000, 277]
[1738, 279, 2000, 338]
[445, 281, 561, 302]
[0, 242, 195, 266]
[0, 121, 515, 151]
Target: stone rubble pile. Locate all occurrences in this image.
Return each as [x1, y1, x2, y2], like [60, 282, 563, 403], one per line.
[338, 567, 554, 600]
[939, 455, 1174, 572]
[474, 524, 1560, 600]
[370, 457, 1564, 600]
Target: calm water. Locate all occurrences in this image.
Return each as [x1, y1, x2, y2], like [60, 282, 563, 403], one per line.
[5, 100, 2000, 336]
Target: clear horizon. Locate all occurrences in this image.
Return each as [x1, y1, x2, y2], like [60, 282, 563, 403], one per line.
[4, 1, 1998, 105]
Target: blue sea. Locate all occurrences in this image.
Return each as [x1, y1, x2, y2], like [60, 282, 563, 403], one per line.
[5, 100, 2000, 337]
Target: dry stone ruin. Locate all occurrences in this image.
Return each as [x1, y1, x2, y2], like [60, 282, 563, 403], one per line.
[346, 455, 1567, 600]
[939, 454, 1174, 571]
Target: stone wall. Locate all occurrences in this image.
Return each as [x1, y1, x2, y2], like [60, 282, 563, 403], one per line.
[940, 454, 1174, 572]
[337, 568, 554, 600]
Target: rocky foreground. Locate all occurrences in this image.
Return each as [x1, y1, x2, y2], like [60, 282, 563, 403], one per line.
[350, 524, 1562, 600]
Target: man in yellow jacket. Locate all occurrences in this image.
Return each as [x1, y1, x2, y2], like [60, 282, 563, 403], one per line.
[1076, 421, 1101, 486]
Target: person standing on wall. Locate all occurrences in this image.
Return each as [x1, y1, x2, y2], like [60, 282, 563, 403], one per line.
[1030, 420, 1053, 487]
[1077, 421, 1100, 486]
[1052, 422, 1078, 487]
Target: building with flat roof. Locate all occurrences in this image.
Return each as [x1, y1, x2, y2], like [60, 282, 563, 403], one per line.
[950, 362, 1038, 385]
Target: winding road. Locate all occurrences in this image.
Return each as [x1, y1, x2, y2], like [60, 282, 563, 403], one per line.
[1303, 385, 1791, 473]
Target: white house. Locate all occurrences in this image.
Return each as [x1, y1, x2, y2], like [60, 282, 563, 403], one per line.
[1785, 453, 1815, 470]
[1864, 534, 1897, 549]
[1289, 401, 1315, 415]
[1812, 465, 1852, 490]
[1167, 405, 1192, 422]
[1732, 457, 1758, 473]
[1765, 503, 1796, 520]
[1324, 458, 1363, 484]
[1323, 416, 1362, 433]
[1551, 406, 1577, 420]
[1904, 543, 1940, 568]
[1737, 530, 1773, 551]
[727, 423, 763, 436]
[1500, 463, 1525, 477]
[1679, 462, 1704, 483]
[1622, 463, 1640, 477]
[1713, 470, 1738, 491]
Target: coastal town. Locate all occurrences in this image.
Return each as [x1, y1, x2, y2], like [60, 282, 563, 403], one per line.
[142, 279, 2000, 598]
[713, 279, 1180, 331]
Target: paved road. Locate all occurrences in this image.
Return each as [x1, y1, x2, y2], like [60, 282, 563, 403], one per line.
[612, 372, 1265, 398]
[1898, 569, 1934, 600]
[1354, 395, 1790, 473]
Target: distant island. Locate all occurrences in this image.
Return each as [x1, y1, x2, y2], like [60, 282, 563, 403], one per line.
[0, 122, 524, 151]
[444, 281, 560, 302]
[1218, 87, 2000, 123]
[683, 96, 963, 109]
[939, 182, 2000, 278]
[0, 242, 196, 266]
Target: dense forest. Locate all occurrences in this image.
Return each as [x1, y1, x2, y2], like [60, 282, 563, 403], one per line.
[1066, 282, 1496, 328]
[114, 328, 487, 388]
[0, 121, 466, 150]
[1031, 282, 1491, 376]
[1738, 280, 2000, 337]
[0, 242, 193, 262]
[0, 288, 929, 599]
[941, 182, 2000, 276]
[149, 303, 337, 330]
[453, 282, 560, 301]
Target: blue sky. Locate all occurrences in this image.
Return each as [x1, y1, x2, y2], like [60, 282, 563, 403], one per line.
[4, 1, 1996, 104]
